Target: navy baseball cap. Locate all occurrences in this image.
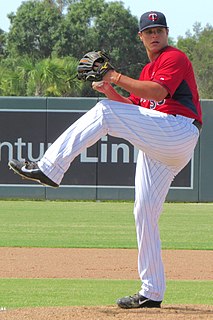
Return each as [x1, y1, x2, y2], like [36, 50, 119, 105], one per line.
[139, 11, 168, 32]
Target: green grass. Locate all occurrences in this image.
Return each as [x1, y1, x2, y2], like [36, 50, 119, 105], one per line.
[0, 201, 212, 308]
[0, 279, 212, 308]
[0, 201, 212, 249]
[160, 203, 213, 250]
[0, 201, 136, 248]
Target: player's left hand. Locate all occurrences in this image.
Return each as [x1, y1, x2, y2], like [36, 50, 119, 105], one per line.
[77, 50, 114, 82]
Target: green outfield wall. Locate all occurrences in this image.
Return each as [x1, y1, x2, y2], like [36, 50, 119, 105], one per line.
[0, 97, 212, 202]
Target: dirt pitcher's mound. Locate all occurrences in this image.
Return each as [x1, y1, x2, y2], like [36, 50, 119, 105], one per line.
[0, 305, 213, 320]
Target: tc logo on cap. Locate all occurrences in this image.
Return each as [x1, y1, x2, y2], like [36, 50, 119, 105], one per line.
[139, 11, 168, 32]
[149, 13, 158, 21]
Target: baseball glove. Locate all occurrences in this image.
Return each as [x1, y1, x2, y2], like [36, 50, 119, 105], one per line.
[77, 50, 114, 82]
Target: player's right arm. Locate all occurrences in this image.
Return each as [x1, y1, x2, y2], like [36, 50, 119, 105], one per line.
[104, 70, 168, 102]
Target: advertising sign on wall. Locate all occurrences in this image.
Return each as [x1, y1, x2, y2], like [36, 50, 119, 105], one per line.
[0, 110, 193, 189]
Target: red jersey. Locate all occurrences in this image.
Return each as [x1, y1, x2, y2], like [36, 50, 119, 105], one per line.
[129, 46, 202, 123]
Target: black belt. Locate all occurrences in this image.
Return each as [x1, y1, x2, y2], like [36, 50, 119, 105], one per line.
[172, 115, 202, 133]
[192, 119, 202, 132]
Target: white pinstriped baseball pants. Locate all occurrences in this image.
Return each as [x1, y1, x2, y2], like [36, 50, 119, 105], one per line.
[38, 99, 199, 301]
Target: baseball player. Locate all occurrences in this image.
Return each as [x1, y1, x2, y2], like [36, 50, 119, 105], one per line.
[9, 11, 202, 308]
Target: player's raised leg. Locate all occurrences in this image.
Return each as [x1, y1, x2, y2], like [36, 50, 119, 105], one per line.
[8, 99, 199, 187]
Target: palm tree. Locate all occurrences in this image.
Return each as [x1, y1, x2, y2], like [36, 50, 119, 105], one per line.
[26, 57, 82, 96]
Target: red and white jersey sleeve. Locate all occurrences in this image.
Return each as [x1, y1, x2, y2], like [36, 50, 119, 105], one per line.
[129, 46, 202, 123]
